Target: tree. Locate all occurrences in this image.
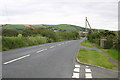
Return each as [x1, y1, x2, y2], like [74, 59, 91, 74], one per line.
[2, 29, 19, 36]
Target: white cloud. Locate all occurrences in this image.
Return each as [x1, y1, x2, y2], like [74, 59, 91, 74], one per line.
[0, 0, 118, 30]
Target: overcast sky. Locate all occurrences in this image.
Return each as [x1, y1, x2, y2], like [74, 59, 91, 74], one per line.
[0, 0, 119, 31]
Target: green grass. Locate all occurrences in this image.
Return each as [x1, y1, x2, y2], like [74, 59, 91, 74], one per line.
[104, 49, 120, 61]
[3, 24, 86, 31]
[81, 40, 101, 49]
[81, 40, 94, 47]
[77, 48, 116, 69]
[32, 25, 78, 30]
[3, 24, 26, 29]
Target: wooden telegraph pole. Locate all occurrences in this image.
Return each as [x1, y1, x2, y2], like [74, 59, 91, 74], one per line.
[85, 17, 93, 41]
[85, 17, 87, 40]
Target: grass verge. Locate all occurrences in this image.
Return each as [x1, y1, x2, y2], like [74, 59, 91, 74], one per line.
[77, 48, 117, 69]
[104, 49, 120, 61]
[81, 40, 101, 48]
[81, 40, 93, 47]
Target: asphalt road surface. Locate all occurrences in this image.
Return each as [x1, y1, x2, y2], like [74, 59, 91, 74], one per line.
[2, 38, 118, 78]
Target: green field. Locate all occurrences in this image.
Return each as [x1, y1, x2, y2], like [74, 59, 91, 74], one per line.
[31, 24, 86, 31]
[2, 24, 86, 31]
[3, 24, 26, 29]
[77, 48, 116, 69]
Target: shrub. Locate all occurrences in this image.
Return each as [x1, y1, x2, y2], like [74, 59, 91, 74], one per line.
[2, 29, 19, 36]
[2, 36, 47, 51]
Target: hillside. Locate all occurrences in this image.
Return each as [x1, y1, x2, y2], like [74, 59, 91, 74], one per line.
[2, 24, 86, 31]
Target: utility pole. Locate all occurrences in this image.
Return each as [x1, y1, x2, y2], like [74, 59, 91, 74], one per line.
[85, 17, 87, 40]
[85, 17, 93, 41]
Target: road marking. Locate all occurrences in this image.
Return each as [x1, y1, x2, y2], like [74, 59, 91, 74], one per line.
[3, 54, 30, 65]
[37, 49, 44, 53]
[50, 46, 55, 48]
[85, 69, 91, 72]
[58, 44, 61, 46]
[37, 49, 47, 53]
[86, 66, 89, 68]
[74, 68, 80, 72]
[72, 73, 79, 78]
[44, 48, 47, 50]
[75, 65, 80, 68]
[85, 73, 92, 78]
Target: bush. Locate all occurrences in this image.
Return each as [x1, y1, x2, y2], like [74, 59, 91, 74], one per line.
[56, 31, 80, 41]
[2, 36, 47, 51]
[2, 28, 80, 51]
[2, 29, 19, 36]
[87, 30, 118, 49]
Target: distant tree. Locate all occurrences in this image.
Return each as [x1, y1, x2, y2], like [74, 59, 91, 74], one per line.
[22, 28, 38, 37]
[2, 29, 19, 36]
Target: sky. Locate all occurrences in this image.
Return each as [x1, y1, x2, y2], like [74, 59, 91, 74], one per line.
[0, 0, 119, 31]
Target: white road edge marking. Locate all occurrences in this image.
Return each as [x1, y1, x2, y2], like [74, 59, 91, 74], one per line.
[50, 46, 55, 48]
[85, 69, 91, 72]
[36, 49, 47, 53]
[85, 73, 92, 78]
[75, 65, 80, 68]
[74, 68, 80, 72]
[72, 73, 79, 78]
[3, 54, 30, 65]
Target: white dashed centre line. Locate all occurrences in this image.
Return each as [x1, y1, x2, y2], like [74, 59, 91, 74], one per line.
[58, 44, 61, 46]
[85, 73, 92, 78]
[37, 49, 45, 53]
[44, 48, 47, 51]
[74, 68, 80, 72]
[75, 65, 80, 68]
[50, 46, 55, 48]
[72, 73, 79, 78]
[3, 54, 30, 65]
[36, 49, 47, 53]
[85, 69, 91, 72]
[86, 66, 89, 68]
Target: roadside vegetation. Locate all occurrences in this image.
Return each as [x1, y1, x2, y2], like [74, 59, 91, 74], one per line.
[87, 30, 119, 50]
[2, 25, 81, 51]
[77, 48, 117, 69]
[77, 29, 119, 69]
[104, 49, 119, 61]
[87, 30, 119, 61]
[81, 39, 119, 61]
[81, 40, 101, 48]
[2, 36, 47, 51]
[81, 40, 93, 47]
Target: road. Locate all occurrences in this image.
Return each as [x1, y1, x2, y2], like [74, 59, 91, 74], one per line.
[2, 38, 118, 78]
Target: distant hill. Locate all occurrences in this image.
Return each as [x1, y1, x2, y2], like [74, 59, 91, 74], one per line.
[2, 24, 87, 31]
